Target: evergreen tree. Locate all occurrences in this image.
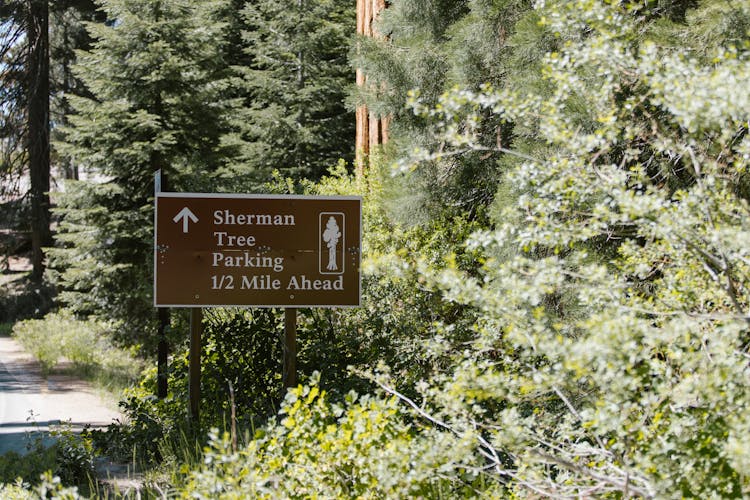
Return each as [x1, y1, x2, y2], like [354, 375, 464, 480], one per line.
[49, 0, 104, 181]
[354, 0, 535, 220]
[383, 1, 750, 495]
[51, 0, 233, 343]
[0, 0, 53, 281]
[1, 0, 105, 281]
[229, 0, 355, 182]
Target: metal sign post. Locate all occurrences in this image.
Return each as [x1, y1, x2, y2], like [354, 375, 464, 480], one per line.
[189, 307, 203, 421]
[154, 171, 170, 399]
[157, 308, 169, 398]
[283, 308, 297, 389]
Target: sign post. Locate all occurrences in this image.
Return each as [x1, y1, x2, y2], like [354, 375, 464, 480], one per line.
[283, 308, 297, 389]
[189, 307, 202, 421]
[154, 171, 170, 399]
[157, 308, 169, 398]
[154, 189, 361, 419]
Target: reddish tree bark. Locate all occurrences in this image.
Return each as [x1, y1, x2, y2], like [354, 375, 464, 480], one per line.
[355, 0, 389, 176]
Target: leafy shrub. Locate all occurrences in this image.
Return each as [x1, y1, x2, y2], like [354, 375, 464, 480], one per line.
[9, 472, 84, 499]
[11, 311, 141, 384]
[50, 426, 96, 486]
[191, 308, 284, 425]
[0, 482, 35, 500]
[87, 391, 184, 466]
[0, 279, 55, 324]
[0, 322, 12, 336]
[0, 443, 56, 486]
[59, 324, 99, 372]
[0, 424, 94, 493]
[103, 307, 285, 466]
[95, 346, 145, 393]
[381, 1, 750, 496]
[174, 378, 487, 498]
[12, 315, 63, 376]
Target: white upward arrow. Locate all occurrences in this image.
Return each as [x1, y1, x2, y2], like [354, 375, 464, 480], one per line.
[173, 207, 199, 233]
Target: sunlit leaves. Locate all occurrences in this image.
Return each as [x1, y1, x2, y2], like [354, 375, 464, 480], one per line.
[391, 0, 750, 496]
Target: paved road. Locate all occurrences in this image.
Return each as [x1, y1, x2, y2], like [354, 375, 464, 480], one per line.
[0, 336, 122, 455]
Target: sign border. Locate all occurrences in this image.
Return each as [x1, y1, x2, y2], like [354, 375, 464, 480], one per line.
[156, 192, 362, 201]
[154, 191, 362, 309]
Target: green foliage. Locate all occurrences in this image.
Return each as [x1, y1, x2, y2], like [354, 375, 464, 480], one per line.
[174, 379, 487, 498]
[197, 308, 284, 421]
[0, 423, 95, 494]
[96, 308, 285, 466]
[47, 181, 156, 343]
[89, 391, 184, 467]
[19, 1, 750, 497]
[156, 308, 285, 429]
[51, 0, 235, 343]
[11, 311, 142, 384]
[294, 163, 487, 396]
[20, 472, 84, 499]
[0, 444, 57, 489]
[0, 281, 55, 326]
[382, 0, 750, 496]
[49, 427, 96, 488]
[0, 483, 33, 500]
[229, 0, 355, 180]
[354, 0, 535, 216]
[12, 315, 65, 376]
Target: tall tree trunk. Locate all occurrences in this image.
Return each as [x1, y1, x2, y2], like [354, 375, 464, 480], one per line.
[27, 0, 52, 283]
[296, 0, 306, 171]
[355, 0, 388, 176]
[57, 12, 78, 180]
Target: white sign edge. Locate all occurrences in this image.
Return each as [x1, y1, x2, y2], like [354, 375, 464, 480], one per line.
[153, 195, 159, 308]
[154, 303, 362, 309]
[155, 192, 363, 201]
[153, 194, 363, 308]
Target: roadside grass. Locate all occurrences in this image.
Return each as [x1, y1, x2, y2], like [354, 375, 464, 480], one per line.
[1, 311, 146, 494]
[10, 311, 143, 394]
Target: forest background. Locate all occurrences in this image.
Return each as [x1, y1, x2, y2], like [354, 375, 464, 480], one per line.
[1, 0, 750, 497]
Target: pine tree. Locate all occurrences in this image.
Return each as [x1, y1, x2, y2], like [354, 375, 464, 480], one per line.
[0, 0, 53, 281]
[229, 0, 355, 181]
[49, 0, 104, 181]
[51, 0, 233, 343]
[353, 0, 535, 220]
[1, 0, 106, 281]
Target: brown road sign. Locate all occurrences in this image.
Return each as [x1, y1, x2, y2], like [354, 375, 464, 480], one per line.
[154, 193, 361, 307]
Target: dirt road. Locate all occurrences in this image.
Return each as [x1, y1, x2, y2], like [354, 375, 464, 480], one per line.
[0, 336, 122, 455]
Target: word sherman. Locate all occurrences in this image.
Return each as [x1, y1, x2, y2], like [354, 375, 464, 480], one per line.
[213, 210, 296, 226]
